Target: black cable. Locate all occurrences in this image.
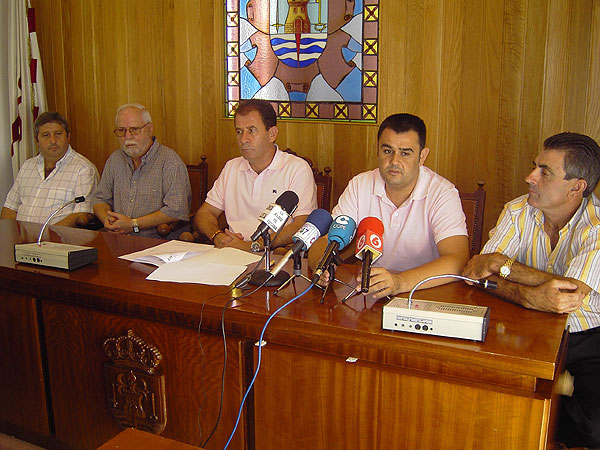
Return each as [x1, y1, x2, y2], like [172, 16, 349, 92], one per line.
[202, 225, 286, 447]
[201, 272, 270, 448]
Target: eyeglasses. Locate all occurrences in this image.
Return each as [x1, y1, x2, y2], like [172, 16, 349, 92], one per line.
[113, 122, 149, 137]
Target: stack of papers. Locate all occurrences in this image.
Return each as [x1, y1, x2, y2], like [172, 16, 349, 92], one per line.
[119, 240, 261, 286]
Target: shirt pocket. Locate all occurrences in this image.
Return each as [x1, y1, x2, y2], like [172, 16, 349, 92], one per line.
[41, 186, 72, 210]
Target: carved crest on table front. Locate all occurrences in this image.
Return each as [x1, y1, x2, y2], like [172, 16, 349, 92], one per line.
[103, 329, 167, 433]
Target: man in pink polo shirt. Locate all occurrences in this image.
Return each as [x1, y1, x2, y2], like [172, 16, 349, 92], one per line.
[308, 113, 469, 299]
[195, 99, 317, 253]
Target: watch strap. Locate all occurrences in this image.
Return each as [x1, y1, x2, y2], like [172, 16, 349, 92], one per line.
[210, 230, 224, 242]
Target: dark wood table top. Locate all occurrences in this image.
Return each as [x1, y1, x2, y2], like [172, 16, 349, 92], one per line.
[1, 219, 567, 384]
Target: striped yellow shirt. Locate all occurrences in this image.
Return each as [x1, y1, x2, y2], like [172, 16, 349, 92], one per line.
[482, 194, 600, 331]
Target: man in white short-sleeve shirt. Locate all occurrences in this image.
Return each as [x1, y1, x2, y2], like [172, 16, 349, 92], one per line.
[308, 113, 469, 299]
[2, 112, 99, 226]
[195, 99, 317, 252]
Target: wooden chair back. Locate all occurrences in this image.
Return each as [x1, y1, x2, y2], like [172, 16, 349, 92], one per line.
[282, 148, 332, 211]
[459, 181, 486, 256]
[187, 155, 208, 215]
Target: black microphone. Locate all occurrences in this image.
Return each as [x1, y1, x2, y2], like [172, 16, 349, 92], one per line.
[250, 191, 299, 242]
[37, 196, 86, 245]
[312, 215, 357, 283]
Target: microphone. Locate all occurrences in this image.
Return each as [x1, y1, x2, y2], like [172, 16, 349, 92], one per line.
[312, 215, 357, 283]
[355, 217, 384, 293]
[269, 209, 332, 278]
[250, 191, 299, 242]
[407, 274, 498, 308]
[37, 196, 86, 245]
[15, 195, 97, 271]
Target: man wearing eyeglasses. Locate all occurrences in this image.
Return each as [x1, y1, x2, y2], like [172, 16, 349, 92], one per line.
[92, 103, 191, 239]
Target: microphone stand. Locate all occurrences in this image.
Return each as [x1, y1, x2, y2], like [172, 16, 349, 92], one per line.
[273, 252, 311, 295]
[37, 196, 85, 245]
[248, 205, 297, 287]
[318, 253, 355, 303]
[406, 274, 497, 308]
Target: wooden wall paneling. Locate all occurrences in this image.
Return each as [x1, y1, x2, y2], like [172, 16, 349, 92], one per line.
[563, 1, 593, 134]
[437, 0, 465, 184]
[418, 0, 444, 177]
[316, 123, 335, 173]
[330, 124, 377, 203]
[96, 1, 126, 170]
[42, 300, 246, 450]
[0, 291, 49, 438]
[68, 0, 99, 169]
[48, 0, 68, 122]
[588, 2, 600, 143]
[29, 0, 600, 240]
[455, 0, 484, 192]
[517, 0, 548, 224]
[541, 0, 570, 139]
[494, 0, 527, 229]
[589, 1, 600, 214]
[468, 0, 504, 236]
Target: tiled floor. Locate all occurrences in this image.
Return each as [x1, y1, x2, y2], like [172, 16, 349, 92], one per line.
[0, 434, 46, 450]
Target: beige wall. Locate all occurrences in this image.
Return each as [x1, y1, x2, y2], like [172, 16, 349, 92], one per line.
[31, 0, 600, 237]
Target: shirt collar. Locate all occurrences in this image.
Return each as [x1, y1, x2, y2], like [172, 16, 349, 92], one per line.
[374, 166, 429, 205]
[530, 196, 589, 231]
[37, 145, 74, 170]
[123, 137, 159, 168]
[238, 144, 281, 173]
[564, 196, 590, 231]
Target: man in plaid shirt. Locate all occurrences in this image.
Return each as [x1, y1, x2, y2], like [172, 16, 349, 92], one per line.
[2, 112, 99, 226]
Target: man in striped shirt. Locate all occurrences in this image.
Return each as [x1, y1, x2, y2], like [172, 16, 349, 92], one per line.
[463, 132, 600, 448]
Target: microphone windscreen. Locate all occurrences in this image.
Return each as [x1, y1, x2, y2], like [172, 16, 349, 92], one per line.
[276, 191, 299, 214]
[357, 216, 384, 237]
[328, 215, 357, 250]
[306, 209, 333, 236]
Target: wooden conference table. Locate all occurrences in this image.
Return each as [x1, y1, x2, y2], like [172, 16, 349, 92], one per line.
[0, 220, 567, 450]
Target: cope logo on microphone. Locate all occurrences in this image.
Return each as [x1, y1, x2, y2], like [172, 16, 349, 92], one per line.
[331, 215, 351, 229]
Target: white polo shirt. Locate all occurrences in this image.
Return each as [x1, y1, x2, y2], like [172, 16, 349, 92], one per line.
[205, 148, 318, 241]
[332, 166, 467, 272]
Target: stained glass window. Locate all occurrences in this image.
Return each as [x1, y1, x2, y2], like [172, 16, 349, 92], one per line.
[225, 0, 379, 122]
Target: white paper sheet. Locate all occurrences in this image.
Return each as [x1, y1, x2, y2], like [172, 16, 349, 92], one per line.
[119, 240, 213, 262]
[118, 240, 262, 285]
[146, 260, 248, 285]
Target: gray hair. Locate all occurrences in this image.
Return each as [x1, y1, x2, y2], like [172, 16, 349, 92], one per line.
[544, 132, 600, 197]
[115, 103, 152, 125]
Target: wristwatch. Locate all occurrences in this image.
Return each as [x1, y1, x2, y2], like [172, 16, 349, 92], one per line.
[210, 230, 223, 243]
[132, 218, 140, 234]
[499, 257, 514, 279]
[251, 240, 262, 253]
